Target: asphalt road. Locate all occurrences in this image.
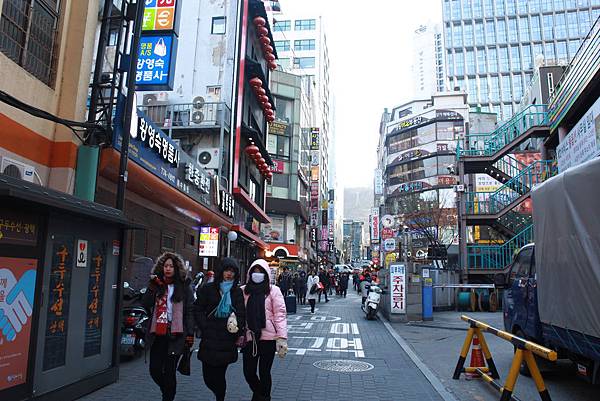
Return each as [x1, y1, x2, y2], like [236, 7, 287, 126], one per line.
[391, 311, 599, 401]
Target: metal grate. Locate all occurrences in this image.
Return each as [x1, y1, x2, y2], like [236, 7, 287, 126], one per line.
[313, 360, 374, 373]
[0, 0, 60, 86]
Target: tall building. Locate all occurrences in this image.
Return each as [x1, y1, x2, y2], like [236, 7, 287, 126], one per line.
[412, 22, 447, 98]
[442, 0, 600, 118]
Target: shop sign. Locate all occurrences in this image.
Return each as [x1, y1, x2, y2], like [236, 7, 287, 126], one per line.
[310, 150, 320, 166]
[270, 159, 285, 174]
[398, 115, 426, 130]
[0, 211, 37, 246]
[217, 190, 235, 218]
[142, 0, 179, 32]
[310, 210, 318, 226]
[385, 252, 397, 268]
[437, 175, 456, 186]
[310, 128, 320, 150]
[381, 215, 395, 228]
[328, 240, 335, 253]
[387, 180, 429, 196]
[134, 114, 180, 166]
[370, 208, 380, 242]
[311, 166, 319, 181]
[436, 109, 463, 120]
[374, 168, 384, 195]
[84, 242, 106, 357]
[310, 227, 317, 246]
[557, 97, 600, 173]
[0, 257, 37, 390]
[261, 217, 284, 243]
[390, 264, 406, 314]
[199, 227, 219, 257]
[320, 227, 328, 251]
[44, 236, 74, 371]
[383, 238, 396, 252]
[136, 33, 178, 90]
[269, 121, 288, 135]
[76, 240, 88, 268]
[381, 228, 394, 240]
[184, 162, 211, 193]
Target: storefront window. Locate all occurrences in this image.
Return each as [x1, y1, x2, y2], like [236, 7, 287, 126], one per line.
[437, 121, 464, 140]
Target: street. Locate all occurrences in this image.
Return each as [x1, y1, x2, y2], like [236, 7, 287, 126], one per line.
[81, 291, 447, 401]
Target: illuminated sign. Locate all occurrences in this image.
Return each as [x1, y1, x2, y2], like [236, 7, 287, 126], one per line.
[199, 227, 220, 257]
[136, 34, 178, 90]
[310, 128, 320, 150]
[142, 0, 178, 32]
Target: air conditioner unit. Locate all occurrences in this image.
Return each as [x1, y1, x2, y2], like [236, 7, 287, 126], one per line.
[1, 157, 36, 183]
[142, 93, 169, 106]
[195, 148, 220, 170]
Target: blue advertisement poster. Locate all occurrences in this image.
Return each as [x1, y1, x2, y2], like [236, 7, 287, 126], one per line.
[136, 34, 178, 90]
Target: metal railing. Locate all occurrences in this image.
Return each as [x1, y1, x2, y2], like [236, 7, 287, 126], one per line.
[138, 102, 231, 131]
[467, 224, 533, 270]
[457, 104, 548, 158]
[497, 209, 532, 236]
[492, 154, 526, 180]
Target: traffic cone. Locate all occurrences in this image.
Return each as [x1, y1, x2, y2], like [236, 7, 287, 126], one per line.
[465, 334, 486, 379]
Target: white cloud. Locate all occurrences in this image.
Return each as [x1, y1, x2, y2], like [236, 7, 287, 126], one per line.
[278, 0, 442, 188]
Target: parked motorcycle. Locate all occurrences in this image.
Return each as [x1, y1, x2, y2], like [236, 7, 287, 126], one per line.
[120, 282, 149, 358]
[362, 283, 382, 320]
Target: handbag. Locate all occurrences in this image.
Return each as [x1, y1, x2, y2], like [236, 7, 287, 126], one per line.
[177, 346, 191, 376]
[309, 283, 318, 294]
[227, 311, 239, 334]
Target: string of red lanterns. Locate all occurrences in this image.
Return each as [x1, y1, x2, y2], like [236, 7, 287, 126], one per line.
[253, 16, 277, 71]
[244, 144, 273, 181]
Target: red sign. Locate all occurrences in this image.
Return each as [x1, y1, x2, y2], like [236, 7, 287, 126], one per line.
[270, 160, 285, 174]
[372, 257, 380, 265]
[381, 228, 394, 240]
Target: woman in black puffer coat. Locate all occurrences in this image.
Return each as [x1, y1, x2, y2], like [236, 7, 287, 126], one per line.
[194, 258, 246, 401]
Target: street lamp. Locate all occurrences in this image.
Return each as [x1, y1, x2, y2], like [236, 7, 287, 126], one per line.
[227, 230, 238, 256]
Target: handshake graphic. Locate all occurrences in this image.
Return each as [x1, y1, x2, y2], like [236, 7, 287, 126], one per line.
[0, 269, 36, 343]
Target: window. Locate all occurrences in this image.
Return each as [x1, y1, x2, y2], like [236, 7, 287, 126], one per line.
[568, 12, 579, 37]
[508, 19, 517, 42]
[555, 14, 567, 39]
[475, 22, 484, 45]
[506, 0, 516, 15]
[211, 16, 226, 34]
[273, 20, 290, 31]
[568, 39, 580, 58]
[541, 0, 553, 12]
[295, 19, 315, 31]
[132, 230, 146, 257]
[0, 0, 61, 86]
[484, 0, 494, 17]
[274, 40, 290, 52]
[484, 19, 495, 44]
[495, 0, 505, 15]
[294, 39, 315, 51]
[513, 74, 523, 99]
[510, 45, 520, 71]
[447, 52, 454, 76]
[556, 41, 568, 60]
[473, 1, 482, 18]
[462, 0, 472, 19]
[277, 58, 291, 68]
[185, 231, 196, 248]
[453, 24, 463, 47]
[578, 11, 591, 36]
[455, 50, 464, 75]
[509, 247, 533, 282]
[529, 0, 540, 12]
[466, 50, 475, 74]
[518, 17, 529, 42]
[161, 233, 176, 251]
[274, 97, 293, 123]
[490, 77, 500, 102]
[496, 19, 507, 43]
[464, 23, 473, 47]
[543, 15, 554, 41]
[544, 42, 555, 62]
[480, 77, 489, 102]
[517, 0, 528, 14]
[476, 49, 486, 73]
[451, 0, 461, 19]
[501, 75, 512, 101]
[498, 47, 509, 72]
[531, 15, 541, 41]
[271, 174, 289, 188]
[468, 78, 477, 103]
[522, 44, 532, 69]
[268, 134, 290, 159]
[293, 57, 315, 69]
[488, 47, 498, 73]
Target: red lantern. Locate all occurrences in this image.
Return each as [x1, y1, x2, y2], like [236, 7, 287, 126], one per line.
[253, 152, 262, 161]
[265, 53, 276, 62]
[257, 26, 269, 37]
[253, 16, 266, 27]
[254, 87, 266, 96]
[262, 102, 272, 110]
[257, 158, 266, 165]
[262, 45, 273, 54]
[245, 144, 259, 156]
[259, 36, 271, 46]
[266, 115, 275, 122]
[259, 95, 269, 103]
[267, 171, 273, 179]
[268, 61, 278, 70]
[249, 77, 263, 87]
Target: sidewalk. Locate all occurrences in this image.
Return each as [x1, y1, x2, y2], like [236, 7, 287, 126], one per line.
[81, 292, 448, 401]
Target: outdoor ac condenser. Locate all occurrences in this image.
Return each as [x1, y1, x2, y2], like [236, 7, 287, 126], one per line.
[1, 156, 36, 183]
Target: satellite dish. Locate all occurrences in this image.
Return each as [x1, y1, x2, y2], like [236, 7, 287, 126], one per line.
[198, 151, 213, 165]
[192, 96, 205, 109]
[192, 110, 204, 124]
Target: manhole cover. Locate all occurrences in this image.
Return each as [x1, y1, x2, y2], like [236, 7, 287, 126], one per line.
[313, 359, 374, 372]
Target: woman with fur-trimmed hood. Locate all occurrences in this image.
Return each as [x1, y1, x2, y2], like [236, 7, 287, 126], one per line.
[141, 252, 194, 401]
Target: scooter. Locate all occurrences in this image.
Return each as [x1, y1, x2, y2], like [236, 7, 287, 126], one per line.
[120, 282, 149, 358]
[362, 283, 382, 320]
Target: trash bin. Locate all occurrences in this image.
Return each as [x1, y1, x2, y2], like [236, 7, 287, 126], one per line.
[422, 278, 433, 321]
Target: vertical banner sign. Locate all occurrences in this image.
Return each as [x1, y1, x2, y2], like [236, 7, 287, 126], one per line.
[310, 128, 320, 150]
[199, 227, 220, 257]
[374, 168, 384, 195]
[76, 239, 88, 268]
[390, 264, 406, 314]
[0, 257, 37, 391]
[135, 34, 177, 90]
[84, 242, 106, 357]
[370, 207, 380, 242]
[43, 237, 74, 371]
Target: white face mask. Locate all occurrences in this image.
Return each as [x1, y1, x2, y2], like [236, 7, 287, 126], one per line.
[251, 272, 265, 283]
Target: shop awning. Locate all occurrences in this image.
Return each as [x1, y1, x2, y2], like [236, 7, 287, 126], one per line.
[233, 224, 268, 250]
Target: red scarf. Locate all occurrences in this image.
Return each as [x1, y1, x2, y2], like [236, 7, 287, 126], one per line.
[153, 277, 174, 336]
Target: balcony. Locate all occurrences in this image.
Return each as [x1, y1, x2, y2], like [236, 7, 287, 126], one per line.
[138, 102, 231, 132]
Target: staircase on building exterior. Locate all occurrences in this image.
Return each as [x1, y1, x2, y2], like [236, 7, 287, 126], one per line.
[457, 104, 554, 271]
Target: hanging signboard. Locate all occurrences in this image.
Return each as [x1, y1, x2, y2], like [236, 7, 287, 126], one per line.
[142, 0, 180, 33]
[199, 227, 220, 257]
[383, 238, 396, 252]
[310, 128, 320, 150]
[370, 208, 380, 242]
[390, 263, 406, 314]
[135, 34, 178, 91]
[557, 96, 600, 173]
[374, 168, 384, 195]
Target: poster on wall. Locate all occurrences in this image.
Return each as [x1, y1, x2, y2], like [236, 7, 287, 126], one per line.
[84, 242, 106, 357]
[199, 227, 220, 257]
[261, 217, 285, 243]
[390, 264, 406, 314]
[0, 257, 37, 391]
[557, 97, 600, 173]
[43, 237, 74, 371]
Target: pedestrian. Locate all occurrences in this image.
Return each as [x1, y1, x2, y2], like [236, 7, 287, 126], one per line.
[360, 273, 372, 306]
[194, 258, 246, 401]
[339, 272, 349, 298]
[277, 267, 292, 296]
[296, 270, 307, 305]
[241, 259, 288, 401]
[353, 271, 359, 292]
[306, 270, 320, 313]
[318, 268, 329, 303]
[142, 252, 195, 401]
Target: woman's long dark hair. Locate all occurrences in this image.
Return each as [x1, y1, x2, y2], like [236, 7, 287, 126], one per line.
[244, 265, 270, 296]
[153, 252, 186, 302]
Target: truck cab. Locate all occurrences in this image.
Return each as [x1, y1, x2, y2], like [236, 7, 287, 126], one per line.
[501, 244, 542, 341]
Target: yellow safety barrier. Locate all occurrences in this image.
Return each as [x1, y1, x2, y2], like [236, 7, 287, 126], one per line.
[453, 315, 557, 401]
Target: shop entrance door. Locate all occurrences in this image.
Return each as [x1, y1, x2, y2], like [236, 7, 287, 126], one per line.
[33, 217, 119, 396]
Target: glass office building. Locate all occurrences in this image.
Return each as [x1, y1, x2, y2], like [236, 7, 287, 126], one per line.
[443, 0, 600, 118]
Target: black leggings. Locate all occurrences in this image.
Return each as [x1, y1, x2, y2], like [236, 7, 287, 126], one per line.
[202, 362, 229, 401]
[243, 340, 276, 397]
[149, 336, 178, 401]
[309, 299, 316, 313]
[296, 290, 306, 305]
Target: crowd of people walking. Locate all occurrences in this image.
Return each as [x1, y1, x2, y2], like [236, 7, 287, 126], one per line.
[140, 251, 374, 401]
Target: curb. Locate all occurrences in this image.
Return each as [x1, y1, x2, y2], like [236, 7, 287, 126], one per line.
[379, 315, 459, 401]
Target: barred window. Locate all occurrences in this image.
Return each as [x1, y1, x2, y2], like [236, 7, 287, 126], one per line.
[0, 0, 60, 86]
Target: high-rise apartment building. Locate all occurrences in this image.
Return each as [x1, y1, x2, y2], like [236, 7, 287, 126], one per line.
[412, 23, 447, 98]
[442, 0, 600, 118]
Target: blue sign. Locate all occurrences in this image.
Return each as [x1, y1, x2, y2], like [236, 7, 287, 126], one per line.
[135, 34, 177, 90]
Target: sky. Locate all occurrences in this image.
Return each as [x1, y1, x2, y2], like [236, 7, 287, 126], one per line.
[278, 0, 443, 189]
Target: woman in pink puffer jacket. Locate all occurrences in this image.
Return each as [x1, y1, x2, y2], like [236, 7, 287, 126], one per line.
[241, 259, 288, 401]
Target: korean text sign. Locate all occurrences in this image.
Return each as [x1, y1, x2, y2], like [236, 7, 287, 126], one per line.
[390, 264, 406, 314]
[0, 258, 37, 391]
[142, 0, 178, 32]
[199, 227, 220, 257]
[136, 34, 178, 90]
